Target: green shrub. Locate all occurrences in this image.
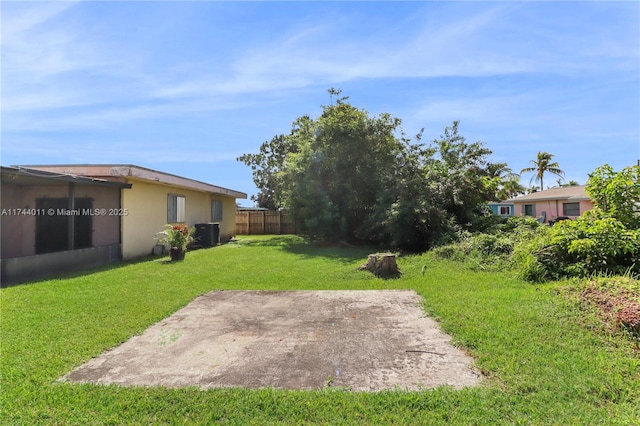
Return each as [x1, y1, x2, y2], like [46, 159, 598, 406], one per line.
[511, 211, 640, 281]
[433, 216, 546, 273]
[499, 216, 543, 233]
[466, 233, 512, 256]
[587, 164, 640, 230]
[468, 211, 506, 234]
[433, 229, 514, 270]
[512, 226, 561, 282]
[552, 210, 640, 276]
[432, 244, 466, 261]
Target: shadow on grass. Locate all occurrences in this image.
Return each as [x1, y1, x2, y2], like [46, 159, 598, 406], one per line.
[231, 235, 303, 248]
[1, 255, 165, 288]
[5, 236, 392, 287]
[232, 235, 381, 264]
[287, 243, 377, 264]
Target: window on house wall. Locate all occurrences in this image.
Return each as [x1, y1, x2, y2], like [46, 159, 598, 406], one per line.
[523, 204, 536, 217]
[563, 202, 580, 216]
[35, 197, 92, 254]
[167, 195, 186, 223]
[211, 199, 223, 222]
[499, 206, 511, 216]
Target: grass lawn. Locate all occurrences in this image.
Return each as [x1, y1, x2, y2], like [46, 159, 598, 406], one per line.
[2, 235, 639, 425]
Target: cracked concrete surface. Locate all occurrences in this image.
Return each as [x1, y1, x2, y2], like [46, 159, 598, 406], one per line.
[62, 290, 480, 391]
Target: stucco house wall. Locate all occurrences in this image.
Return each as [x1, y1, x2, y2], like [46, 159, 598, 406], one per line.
[120, 178, 169, 258]
[121, 178, 238, 258]
[506, 185, 593, 222]
[21, 165, 247, 259]
[512, 199, 593, 219]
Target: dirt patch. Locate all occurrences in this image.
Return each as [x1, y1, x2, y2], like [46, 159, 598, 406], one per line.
[61, 290, 480, 391]
[578, 283, 640, 336]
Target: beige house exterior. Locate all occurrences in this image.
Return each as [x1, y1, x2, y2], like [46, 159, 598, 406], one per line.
[19, 165, 247, 259]
[505, 185, 593, 222]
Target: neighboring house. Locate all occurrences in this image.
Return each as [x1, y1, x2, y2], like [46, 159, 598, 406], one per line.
[487, 203, 515, 218]
[20, 165, 247, 259]
[504, 185, 593, 223]
[1, 166, 131, 284]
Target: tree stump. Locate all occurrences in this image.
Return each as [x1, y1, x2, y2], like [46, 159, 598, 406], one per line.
[359, 253, 401, 278]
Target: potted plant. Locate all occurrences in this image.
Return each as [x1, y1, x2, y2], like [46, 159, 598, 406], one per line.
[155, 224, 195, 261]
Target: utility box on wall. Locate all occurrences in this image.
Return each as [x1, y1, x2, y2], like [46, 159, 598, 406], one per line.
[194, 223, 220, 247]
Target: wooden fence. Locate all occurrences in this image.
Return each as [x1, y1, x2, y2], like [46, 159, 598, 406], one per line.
[235, 210, 296, 235]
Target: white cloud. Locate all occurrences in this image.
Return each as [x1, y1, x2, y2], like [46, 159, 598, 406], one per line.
[1, 1, 116, 81]
[1, 1, 79, 38]
[1, 1, 637, 134]
[2, 96, 252, 132]
[2, 136, 241, 165]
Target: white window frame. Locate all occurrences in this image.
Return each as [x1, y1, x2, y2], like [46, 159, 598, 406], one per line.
[168, 194, 186, 223]
[499, 206, 511, 216]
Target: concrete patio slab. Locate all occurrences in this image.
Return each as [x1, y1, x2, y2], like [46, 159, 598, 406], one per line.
[61, 290, 480, 391]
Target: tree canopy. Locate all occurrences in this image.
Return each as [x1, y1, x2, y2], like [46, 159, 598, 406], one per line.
[239, 90, 507, 250]
[586, 164, 640, 229]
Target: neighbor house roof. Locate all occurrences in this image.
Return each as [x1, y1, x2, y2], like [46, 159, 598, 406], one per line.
[15, 164, 246, 199]
[506, 185, 590, 203]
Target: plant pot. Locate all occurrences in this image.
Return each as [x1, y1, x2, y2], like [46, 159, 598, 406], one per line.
[170, 247, 186, 261]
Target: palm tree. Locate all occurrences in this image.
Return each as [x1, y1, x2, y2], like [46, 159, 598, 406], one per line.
[486, 162, 518, 180]
[485, 162, 523, 200]
[497, 176, 526, 200]
[520, 152, 565, 191]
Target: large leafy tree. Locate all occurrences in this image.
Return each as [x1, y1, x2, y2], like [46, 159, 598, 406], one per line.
[239, 90, 496, 250]
[237, 134, 299, 209]
[279, 91, 406, 240]
[373, 121, 495, 250]
[429, 122, 494, 225]
[520, 151, 564, 191]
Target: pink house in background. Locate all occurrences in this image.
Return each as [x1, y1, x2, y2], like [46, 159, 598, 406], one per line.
[505, 185, 593, 223]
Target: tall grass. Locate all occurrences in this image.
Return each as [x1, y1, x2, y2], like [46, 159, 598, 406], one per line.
[2, 235, 639, 424]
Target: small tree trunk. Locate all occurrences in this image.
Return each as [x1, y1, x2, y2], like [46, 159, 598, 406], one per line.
[359, 253, 401, 278]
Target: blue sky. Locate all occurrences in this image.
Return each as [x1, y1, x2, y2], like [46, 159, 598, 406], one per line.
[2, 1, 639, 205]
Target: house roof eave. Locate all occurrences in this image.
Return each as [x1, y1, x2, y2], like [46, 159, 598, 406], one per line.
[13, 164, 246, 199]
[2, 166, 132, 189]
[505, 185, 590, 203]
[114, 165, 247, 199]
